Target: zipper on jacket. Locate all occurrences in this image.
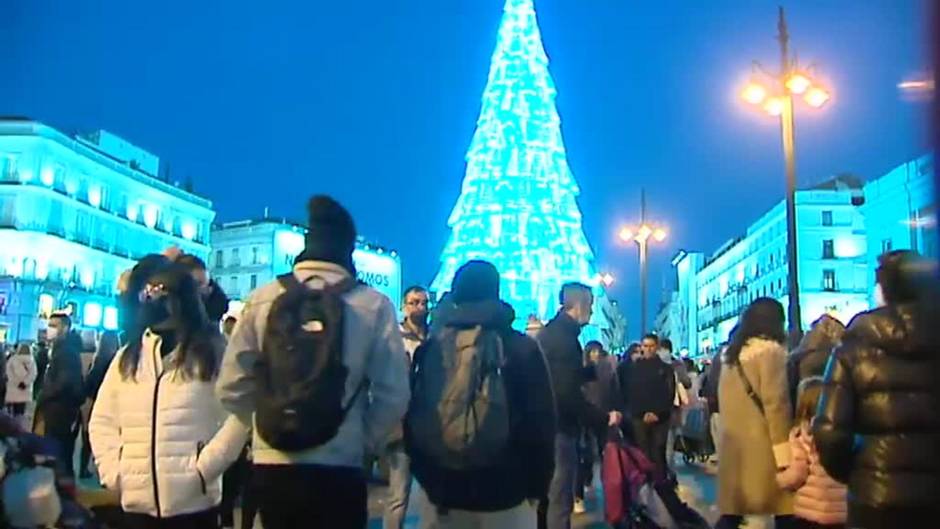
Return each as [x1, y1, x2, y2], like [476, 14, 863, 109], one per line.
[196, 441, 207, 494]
[150, 347, 165, 518]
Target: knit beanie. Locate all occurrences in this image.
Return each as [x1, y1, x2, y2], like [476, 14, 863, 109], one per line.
[451, 260, 500, 304]
[302, 195, 357, 274]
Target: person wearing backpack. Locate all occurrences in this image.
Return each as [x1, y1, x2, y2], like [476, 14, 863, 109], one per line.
[217, 195, 410, 529]
[537, 283, 622, 529]
[406, 260, 556, 529]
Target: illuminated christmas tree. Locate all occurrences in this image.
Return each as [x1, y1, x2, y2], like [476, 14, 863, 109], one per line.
[432, 0, 612, 337]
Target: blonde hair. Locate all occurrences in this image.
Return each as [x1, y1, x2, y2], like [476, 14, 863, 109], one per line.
[796, 376, 825, 423]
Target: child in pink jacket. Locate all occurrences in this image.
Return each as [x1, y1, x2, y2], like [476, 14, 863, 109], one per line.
[783, 376, 847, 529]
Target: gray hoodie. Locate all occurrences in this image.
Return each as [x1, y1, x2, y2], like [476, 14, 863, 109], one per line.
[216, 260, 410, 467]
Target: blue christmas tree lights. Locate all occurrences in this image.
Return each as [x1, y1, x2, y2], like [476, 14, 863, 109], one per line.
[432, 0, 608, 331]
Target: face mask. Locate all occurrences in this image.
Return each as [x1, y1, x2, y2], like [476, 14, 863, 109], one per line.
[658, 349, 672, 363]
[46, 327, 59, 341]
[141, 298, 173, 330]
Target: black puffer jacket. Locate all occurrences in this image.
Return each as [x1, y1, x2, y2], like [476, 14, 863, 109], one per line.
[813, 304, 940, 520]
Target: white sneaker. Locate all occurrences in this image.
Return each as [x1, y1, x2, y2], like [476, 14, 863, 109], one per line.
[573, 499, 586, 514]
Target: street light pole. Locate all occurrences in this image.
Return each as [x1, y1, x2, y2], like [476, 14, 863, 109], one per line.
[777, 7, 803, 345]
[639, 190, 649, 335]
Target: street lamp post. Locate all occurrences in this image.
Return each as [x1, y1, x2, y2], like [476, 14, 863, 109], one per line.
[740, 7, 830, 345]
[617, 190, 667, 336]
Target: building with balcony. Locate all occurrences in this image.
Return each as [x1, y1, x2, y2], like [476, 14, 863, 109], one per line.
[0, 120, 214, 343]
[210, 217, 403, 307]
[668, 175, 870, 358]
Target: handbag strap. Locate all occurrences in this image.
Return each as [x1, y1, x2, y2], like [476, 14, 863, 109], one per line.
[734, 362, 764, 415]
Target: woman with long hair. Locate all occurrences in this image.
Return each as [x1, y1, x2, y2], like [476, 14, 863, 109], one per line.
[90, 263, 247, 528]
[717, 297, 802, 529]
[814, 250, 940, 528]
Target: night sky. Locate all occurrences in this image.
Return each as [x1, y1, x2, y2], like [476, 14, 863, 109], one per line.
[2, 0, 929, 337]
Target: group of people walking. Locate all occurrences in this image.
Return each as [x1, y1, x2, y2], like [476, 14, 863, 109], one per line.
[1, 193, 936, 529]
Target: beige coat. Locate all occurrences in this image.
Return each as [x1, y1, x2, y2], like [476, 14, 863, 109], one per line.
[718, 338, 794, 515]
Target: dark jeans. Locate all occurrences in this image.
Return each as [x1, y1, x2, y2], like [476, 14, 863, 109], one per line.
[122, 509, 219, 529]
[220, 448, 251, 528]
[39, 403, 79, 477]
[631, 418, 670, 480]
[254, 464, 367, 529]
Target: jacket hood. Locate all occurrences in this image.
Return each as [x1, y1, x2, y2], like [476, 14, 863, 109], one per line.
[436, 298, 515, 330]
[844, 304, 931, 358]
[791, 315, 845, 359]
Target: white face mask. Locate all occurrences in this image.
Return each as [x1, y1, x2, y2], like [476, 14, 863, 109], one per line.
[874, 283, 886, 307]
[658, 349, 672, 363]
[46, 327, 60, 341]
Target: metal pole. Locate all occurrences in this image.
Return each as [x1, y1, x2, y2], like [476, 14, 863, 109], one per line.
[639, 240, 649, 336]
[778, 7, 803, 346]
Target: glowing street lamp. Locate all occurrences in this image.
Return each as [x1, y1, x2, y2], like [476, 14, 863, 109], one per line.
[737, 7, 833, 344]
[599, 272, 615, 288]
[616, 190, 668, 336]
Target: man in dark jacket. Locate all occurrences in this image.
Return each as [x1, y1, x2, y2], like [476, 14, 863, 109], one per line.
[538, 283, 621, 529]
[407, 261, 556, 527]
[628, 333, 675, 478]
[177, 254, 230, 323]
[35, 313, 85, 477]
[814, 250, 940, 529]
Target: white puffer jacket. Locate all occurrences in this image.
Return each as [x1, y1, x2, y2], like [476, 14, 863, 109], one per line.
[89, 330, 248, 518]
[5, 353, 37, 404]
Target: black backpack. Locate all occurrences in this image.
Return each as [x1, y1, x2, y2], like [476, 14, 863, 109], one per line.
[406, 324, 510, 470]
[254, 273, 365, 452]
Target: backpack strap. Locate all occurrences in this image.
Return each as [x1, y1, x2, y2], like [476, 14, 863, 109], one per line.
[734, 362, 764, 415]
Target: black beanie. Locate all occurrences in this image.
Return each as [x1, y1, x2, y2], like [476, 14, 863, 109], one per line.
[451, 260, 500, 304]
[301, 195, 357, 274]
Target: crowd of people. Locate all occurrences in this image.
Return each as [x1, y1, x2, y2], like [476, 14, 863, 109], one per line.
[0, 194, 937, 529]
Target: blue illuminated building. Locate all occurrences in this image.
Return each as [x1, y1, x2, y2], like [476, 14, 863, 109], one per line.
[667, 175, 871, 358]
[0, 119, 215, 343]
[431, 0, 620, 345]
[210, 217, 402, 310]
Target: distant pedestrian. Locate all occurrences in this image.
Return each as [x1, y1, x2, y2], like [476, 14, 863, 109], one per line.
[35, 312, 85, 477]
[407, 260, 556, 529]
[538, 283, 621, 529]
[814, 250, 940, 529]
[177, 254, 231, 324]
[384, 285, 429, 529]
[716, 298, 798, 529]
[575, 341, 622, 513]
[660, 338, 690, 471]
[222, 316, 237, 341]
[627, 334, 675, 479]
[217, 195, 410, 529]
[89, 263, 247, 528]
[5, 343, 37, 430]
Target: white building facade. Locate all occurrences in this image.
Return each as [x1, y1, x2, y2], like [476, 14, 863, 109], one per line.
[210, 218, 403, 307]
[669, 176, 870, 358]
[0, 120, 214, 343]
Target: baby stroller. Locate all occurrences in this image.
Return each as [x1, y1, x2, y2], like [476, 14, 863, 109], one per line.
[675, 403, 714, 465]
[602, 429, 710, 529]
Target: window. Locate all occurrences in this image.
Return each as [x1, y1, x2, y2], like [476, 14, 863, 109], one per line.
[232, 248, 240, 266]
[822, 210, 833, 226]
[823, 269, 836, 291]
[252, 247, 259, 265]
[823, 239, 835, 259]
[881, 239, 893, 254]
[250, 274, 258, 290]
[215, 250, 224, 269]
[230, 276, 238, 293]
